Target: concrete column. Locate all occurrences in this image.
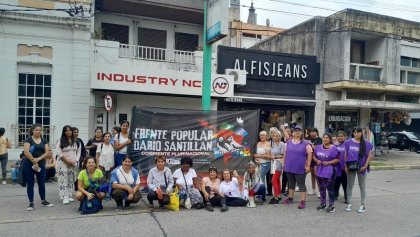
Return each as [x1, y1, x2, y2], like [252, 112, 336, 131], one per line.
[359, 107, 371, 128]
[314, 100, 326, 134]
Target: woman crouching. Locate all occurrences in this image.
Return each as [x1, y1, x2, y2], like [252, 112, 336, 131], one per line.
[110, 156, 142, 211]
[147, 155, 174, 208]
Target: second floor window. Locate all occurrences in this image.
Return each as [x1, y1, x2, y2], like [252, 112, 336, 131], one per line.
[401, 56, 420, 68]
[175, 32, 199, 51]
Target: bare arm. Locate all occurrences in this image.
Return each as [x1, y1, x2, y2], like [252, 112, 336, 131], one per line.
[6, 138, 11, 149]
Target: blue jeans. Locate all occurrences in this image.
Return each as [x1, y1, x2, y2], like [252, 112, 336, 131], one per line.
[22, 159, 46, 203]
[260, 162, 270, 194]
[254, 184, 267, 201]
[11, 167, 19, 181]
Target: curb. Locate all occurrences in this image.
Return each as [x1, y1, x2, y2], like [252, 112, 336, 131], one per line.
[370, 165, 420, 170]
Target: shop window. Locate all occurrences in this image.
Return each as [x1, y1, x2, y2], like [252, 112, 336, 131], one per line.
[175, 32, 199, 52]
[101, 23, 129, 44]
[17, 73, 51, 146]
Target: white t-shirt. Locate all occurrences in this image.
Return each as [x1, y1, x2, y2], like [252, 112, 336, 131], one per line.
[173, 168, 197, 188]
[97, 143, 115, 171]
[116, 133, 129, 154]
[219, 177, 241, 198]
[115, 167, 140, 186]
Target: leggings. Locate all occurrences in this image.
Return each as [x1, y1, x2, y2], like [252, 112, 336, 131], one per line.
[281, 172, 288, 193]
[220, 196, 247, 207]
[334, 171, 348, 201]
[271, 170, 282, 197]
[317, 173, 336, 206]
[347, 171, 367, 205]
[22, 159, 46, 203]
[0, 153, 8, 180]
[285, 172, 307, 192]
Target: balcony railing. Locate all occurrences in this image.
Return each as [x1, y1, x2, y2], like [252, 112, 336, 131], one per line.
[119, 44, 195, 64]
[349, 63, 382, 82]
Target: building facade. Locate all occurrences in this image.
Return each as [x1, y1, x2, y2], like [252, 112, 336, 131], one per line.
[253, 9, 420, 140]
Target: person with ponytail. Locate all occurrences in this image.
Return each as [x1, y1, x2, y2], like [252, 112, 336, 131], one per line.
[344, 127, 373, 213]
[312, 133, 340, 213]
[334, 131, 348, 203]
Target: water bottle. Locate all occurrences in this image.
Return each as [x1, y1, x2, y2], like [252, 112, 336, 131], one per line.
[87, 200, 93, 208]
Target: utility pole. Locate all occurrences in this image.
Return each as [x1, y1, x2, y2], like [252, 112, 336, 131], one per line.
[202, 0, 212, 111]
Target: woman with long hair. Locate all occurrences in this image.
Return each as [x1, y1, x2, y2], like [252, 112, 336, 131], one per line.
[313, 133, 340, 213]
[72, 127, 86, 170]
[344, 127, 373, 213]
[22, 124, 54, 211]
[334, 131, 348, 203]
[282, 125, 313, 209]
[114, 121, 132, 167]
[0, 127, 11, 184]
[96, 132, 114, 179]
[218, 169, 247, 211]
[86, 128, 103, 158]
[56, 125, 81, 205]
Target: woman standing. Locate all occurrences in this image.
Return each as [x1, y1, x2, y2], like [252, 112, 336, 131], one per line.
[313, 133, 340, 213]
[22, 124, 54, 210]
[269, 130, 285, 204]
[114, 121, 132, 167]
[110, 126, 121, 146]
[281, 127, 293, 196]
[147, 156, 173, 208]
[254, 131, 271, 196]
[282, 125, 313, 209]
[110, 156, 142, 211]
[201, 167, 221, 212]
[56, 125, 81, 205]
[218, 169, 247, 211]
[0, 127, 11, 184]
[308, 127, 322, 196]
[86, 128, 103, 158]
[173, 157, 204, 209]
[345, 127, 373, 213]
[96, 132, 114, 178]
[72, 127, 86, 170]
[334, 131, 348, 203]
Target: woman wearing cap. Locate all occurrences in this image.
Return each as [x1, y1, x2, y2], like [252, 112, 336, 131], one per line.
[282, 125, 313, 209]
[334, 131, 348, 203]
[254, 131, 272, 197]
[201, 166, 221, 212]
[344, 127, 373, 213]
[172, 157, 204, 209]
[147, 155, 173, 208]
[313, 133, 340, 213]
[218, 169, 247, 211]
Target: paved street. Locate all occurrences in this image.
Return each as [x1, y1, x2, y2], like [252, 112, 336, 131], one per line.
[1, 169, 419, 237]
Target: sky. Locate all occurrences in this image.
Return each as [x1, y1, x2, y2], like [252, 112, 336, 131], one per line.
[239, 0, 420, 29]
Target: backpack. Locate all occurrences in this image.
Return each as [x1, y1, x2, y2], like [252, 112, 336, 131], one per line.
[81, 195, 103, 215]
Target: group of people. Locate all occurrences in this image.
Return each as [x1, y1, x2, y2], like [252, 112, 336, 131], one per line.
[253, 125, 373, 213]
[3, 121, 373, 214]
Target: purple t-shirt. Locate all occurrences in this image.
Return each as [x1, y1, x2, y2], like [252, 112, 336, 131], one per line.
[334, 142, 346, 176]
[284, 140, 311, 175]
[314, 145, 339, 179]
[344, 139, 373, 175]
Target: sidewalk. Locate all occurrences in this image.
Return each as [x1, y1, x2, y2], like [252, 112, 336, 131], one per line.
[370, 149, 420, 170]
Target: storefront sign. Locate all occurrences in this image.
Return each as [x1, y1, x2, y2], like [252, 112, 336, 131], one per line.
[92, 65, 234, 97]
[217, 46, 320, 84]
[127, 107, 259, 176]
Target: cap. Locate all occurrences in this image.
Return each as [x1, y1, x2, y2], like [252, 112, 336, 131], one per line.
[294, 125, 303, 131]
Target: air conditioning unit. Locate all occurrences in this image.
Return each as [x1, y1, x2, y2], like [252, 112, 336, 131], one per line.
[225, 69, 247, 85]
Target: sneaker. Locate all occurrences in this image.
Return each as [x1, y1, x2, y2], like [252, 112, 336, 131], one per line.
[41, 200, 54, 207]
[269, 197, 280, 204]
[317, 192, 321, 198]
[124, 202, 131, 209]
[2, 181, 6, 185]
[63, 198, 69, 205]
[345, 204, 352, 212]
[316, 203, 326, 210]
[357, 205, 366, 213]
[205, 203, 214, 212]
[327, 205, 336, 213]
[282, 197, 293, 204]
[298, 200, 306, 209]
[27, 203, 34, 211]
[295, 186, 300, 192]
[195, 203, 204, 209]
[344, 200, 349, 204]
[220, 204, 228, 212]
[116, 205, 124, 212]
[68, 198, 75, 202]
[308, 190, 316, 195]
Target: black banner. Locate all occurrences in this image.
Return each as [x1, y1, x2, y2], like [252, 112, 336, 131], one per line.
[128, 107, 259, 175]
